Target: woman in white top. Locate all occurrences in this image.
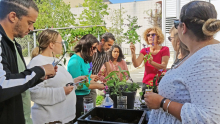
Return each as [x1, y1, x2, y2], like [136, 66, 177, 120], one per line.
[144, 1, 220, 124]
[28, 29, 86, 124]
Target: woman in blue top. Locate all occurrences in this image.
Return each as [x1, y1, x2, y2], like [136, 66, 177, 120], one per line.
[67, 34, 105, 121]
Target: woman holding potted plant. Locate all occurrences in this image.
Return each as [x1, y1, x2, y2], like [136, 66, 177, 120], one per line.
[130, 27, 170, 97]
[67, 34, 105, 122]
[98, 45, 128, 83]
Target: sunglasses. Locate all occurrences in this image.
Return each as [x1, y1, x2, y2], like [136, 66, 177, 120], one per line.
[168, 36, 174, 42]
[147, 33, 156, 37]
[174, 20, 181, 29]
[92, 46, 97, 50]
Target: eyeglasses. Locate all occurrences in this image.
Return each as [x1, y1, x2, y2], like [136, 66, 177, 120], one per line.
[147, 33, 156, 37]
[55, 41, 64, 45]
[52, 41, 67, 67]
[168, 36, 174, 42]
[174, 20, 181, 29]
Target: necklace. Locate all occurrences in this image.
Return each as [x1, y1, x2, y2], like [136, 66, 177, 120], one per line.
[171, 54, 189, 69]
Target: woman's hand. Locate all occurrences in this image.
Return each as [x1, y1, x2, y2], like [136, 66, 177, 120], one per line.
[144, 92, 164, 109]
[64, 85, 74, 95]
[148, 55, 153, 65]
[74, 76, 88, 84]
[130, 43, 136, 54]
[91, 75, 100, 82]
[98, 83, 105, 90]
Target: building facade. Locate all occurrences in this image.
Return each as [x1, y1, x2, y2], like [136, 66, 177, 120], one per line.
[162, 0, 220, 52]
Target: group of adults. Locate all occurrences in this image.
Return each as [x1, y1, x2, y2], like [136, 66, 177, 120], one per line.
[0, 1, 128, 124]
[1, 0, 220, 124]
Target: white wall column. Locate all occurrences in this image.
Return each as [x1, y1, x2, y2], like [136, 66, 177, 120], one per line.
[162, 0, 166, 46]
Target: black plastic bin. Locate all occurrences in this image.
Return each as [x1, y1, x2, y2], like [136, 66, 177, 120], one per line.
[77, 107, 146, 124]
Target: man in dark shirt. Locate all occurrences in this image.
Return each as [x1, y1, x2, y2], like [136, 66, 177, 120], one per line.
[0, 0, 57, 123]
[91, 32, 115, 106]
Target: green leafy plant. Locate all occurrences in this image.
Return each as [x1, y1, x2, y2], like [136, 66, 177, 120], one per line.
[76, 62, 93, 90]
[138, 70, 164, 103]
[123, 15, 142, 44]
[78, 0, 109, 26]
[104, 66, 140, 96]
[34, 0, 75, 29]
[108, 8, 127, 46]
[96, 95, 104, 106]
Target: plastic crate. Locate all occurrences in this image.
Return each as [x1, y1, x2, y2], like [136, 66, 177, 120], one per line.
[77, 107, 146, 124]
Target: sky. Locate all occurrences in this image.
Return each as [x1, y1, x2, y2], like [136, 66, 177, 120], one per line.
[110, 0, 147, 4]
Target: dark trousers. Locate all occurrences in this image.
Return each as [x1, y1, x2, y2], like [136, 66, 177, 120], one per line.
[142, 83, 147, 100]
[73, 95, 87, 123]
[89, 89, 97, 107]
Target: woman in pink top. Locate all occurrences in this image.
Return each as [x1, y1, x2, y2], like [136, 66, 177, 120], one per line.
[98, 45, 128, 83]
[130, 27, 170, 98]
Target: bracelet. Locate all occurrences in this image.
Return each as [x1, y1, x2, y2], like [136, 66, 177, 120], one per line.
[160, 98, 167, 108]
[166, 100, 172, 113]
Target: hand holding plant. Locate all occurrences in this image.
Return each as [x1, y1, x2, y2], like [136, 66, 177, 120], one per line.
[77, 62, 93, 90]
[142, 44, 152, 63]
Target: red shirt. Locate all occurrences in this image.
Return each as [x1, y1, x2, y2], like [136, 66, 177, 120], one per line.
[140, 46, 170, 85]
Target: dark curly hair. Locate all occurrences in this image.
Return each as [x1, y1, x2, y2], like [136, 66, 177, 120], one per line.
[109, 45, 125, 62]
[72, 34, 99, 63]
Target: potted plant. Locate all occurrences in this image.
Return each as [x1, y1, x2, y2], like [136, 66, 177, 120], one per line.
[138, 71, 164, 109]
[104, 66, 140, 109]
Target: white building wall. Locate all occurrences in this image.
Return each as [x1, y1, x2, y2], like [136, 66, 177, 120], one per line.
[210, 0, 220, 41]
[70, 1, 158, 54]
[162, 0, 219, 67]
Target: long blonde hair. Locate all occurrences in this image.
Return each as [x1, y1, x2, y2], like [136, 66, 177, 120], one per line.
[31, 29, 59, 59]
[169, 26, 189, 59]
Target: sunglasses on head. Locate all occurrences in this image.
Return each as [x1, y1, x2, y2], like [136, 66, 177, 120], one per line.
[147, 33, 156, 37]
[174, 20, 181, 29]
[168, 36, 174, 42]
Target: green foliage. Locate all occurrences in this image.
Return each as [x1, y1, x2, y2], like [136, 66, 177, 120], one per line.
[108, 8, 127, 46]
[22, 48, 28, 57]
[127, 83, 140, 92]
[104, 66, 140, 96]
[58, 26, 108, 66]
[59, 26, 107, 53]
[144, 52, 152, 63]
[78, 0, 109, 26]
[138, 91, 145, 104]
[34, 0, 76, 29]
[16, 34, 34, 57]
[96, 95, 104, 105]
[123, 15, 141, 44]
[77, 76, 90, 90]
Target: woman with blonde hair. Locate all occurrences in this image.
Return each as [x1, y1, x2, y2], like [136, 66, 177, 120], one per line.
[169, 26, 189, 69]
[130, 26, 170, 97]
[144, 1, 220, 123]
[28, 29, 86, 124]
